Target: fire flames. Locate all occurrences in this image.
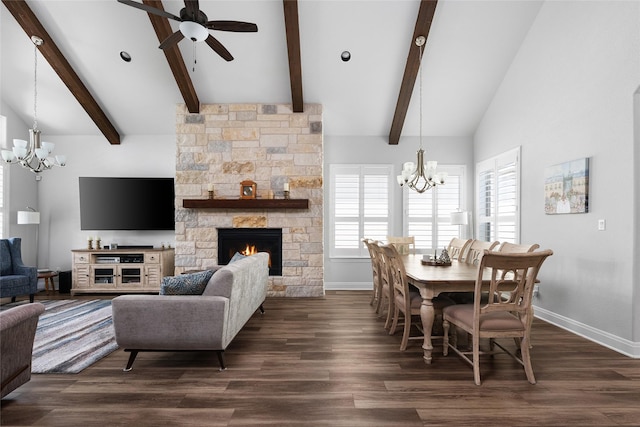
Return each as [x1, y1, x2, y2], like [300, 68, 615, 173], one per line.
[241, 244, 271, 267]
[241, 244, 258, 256]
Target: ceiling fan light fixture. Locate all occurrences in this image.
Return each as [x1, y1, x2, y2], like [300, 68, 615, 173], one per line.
[179, 21, 208, 42]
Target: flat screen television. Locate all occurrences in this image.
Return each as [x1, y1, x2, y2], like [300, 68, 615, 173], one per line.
[79, 177, 175, 230]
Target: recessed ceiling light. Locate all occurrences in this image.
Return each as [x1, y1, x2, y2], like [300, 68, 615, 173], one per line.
[120, 51, 132, 62]
[341, 51, 351, 62]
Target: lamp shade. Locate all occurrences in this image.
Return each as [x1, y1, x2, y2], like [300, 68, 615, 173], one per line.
[17, 210, 40, 225]
[450, 211, 468, 226]
[179, 21, 209, 42]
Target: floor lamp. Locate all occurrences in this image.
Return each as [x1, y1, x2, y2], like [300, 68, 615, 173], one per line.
[17, 208, 40, 269]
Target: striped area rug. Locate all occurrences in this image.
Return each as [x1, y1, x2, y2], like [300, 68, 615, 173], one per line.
[30, 300, 119, 374]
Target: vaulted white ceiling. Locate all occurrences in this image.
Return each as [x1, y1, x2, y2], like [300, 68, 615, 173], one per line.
[1, 0, 542, 142]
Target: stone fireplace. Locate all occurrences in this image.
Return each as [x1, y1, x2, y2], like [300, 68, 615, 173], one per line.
[174, 103, 324, 297]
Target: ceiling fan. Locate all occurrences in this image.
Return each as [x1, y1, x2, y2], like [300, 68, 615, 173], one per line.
[117, 0, 258, 61]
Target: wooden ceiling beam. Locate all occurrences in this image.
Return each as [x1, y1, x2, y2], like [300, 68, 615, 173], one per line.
[142, 0, 199, 114]
[388, 0, 438, 145]
[283, 0, 304, 113]
[2, 0, 121, 145]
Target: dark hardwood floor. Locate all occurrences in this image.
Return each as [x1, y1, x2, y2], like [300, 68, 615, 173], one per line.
[2, 290, 640, 426]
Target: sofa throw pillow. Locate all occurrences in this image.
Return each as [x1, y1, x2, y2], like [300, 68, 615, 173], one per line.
[159, 270, 215, 295]
[229, 252, 247, 263]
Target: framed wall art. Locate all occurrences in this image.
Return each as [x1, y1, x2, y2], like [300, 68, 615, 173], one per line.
[544, 157, 589, 214]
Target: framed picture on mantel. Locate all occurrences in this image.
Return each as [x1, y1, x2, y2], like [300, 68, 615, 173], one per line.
[240, 180, 257, 199]
[544, 157, 589, 214]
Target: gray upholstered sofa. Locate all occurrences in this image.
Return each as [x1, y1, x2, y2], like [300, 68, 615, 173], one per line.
[0, 238, 37, 303]
[112, 252, 269, 371]
[1, 302, 45, 398]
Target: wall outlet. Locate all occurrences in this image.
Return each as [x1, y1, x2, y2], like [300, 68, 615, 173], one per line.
[598, 219, 606, 231]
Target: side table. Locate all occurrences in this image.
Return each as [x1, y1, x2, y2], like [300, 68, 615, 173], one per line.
[38, 270, 59, 292]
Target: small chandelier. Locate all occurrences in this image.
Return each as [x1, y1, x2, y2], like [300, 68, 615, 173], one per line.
[397, 35, 446, 193]
[1, 36, 66, 174]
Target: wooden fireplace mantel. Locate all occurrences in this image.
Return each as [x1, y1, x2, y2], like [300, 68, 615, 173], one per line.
[182, 198, 309, 209]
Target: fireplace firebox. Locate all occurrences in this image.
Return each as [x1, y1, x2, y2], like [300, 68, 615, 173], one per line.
[217, 228, 282, 276]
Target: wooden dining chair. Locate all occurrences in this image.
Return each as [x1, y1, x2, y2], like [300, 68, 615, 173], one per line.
[451, 239, 501, 304]
[497, 242, 540, 299]
[447, 238, 472, 261]
[442, 249, 553, 385]
[496, 241, 542, 344]
[381, 243, 454, 351]
[362, 238, 383, 312]
[375, 242, 396, 329]
[498, 242, 540, 253]
[386, 236, 415, 255]
[464, 240, 500, 265]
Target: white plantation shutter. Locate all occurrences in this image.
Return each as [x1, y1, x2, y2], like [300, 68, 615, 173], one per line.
[403, 165, 465, 252]
[436, 174, 463, 249]
[477, 167, 495, 241]
[330, 164, 393, 257]
[334, 169, 359, 251]
[496, 160, 518, 242]
[476, 147, 520, 244]
[0, 116, 6, 238]
[406, 187, 433, 250]
[363, 173, 389, 242]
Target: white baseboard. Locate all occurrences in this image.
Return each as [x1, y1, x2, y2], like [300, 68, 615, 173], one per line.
[534, 305, 640, 359]
[324, 282, 372, 291]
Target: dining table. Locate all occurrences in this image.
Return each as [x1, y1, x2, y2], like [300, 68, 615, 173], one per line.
[402, 254, 490, 365]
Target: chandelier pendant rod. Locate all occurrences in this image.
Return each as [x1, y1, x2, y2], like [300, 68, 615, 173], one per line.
[408, 35, 432, 194]
[410, 36, 430, 193]
[418, 34, 423, 152]
[33, 35, 38, 134]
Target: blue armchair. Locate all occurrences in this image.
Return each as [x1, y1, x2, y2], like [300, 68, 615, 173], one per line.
[0, 238, 37, 303]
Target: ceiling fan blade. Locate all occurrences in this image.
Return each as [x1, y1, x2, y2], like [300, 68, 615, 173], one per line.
[117, 0, 181, 21]
[159, 30, 185, 50]
[183, 0, 200, 20]
[206, 20, 258, 32]
[205, 35, 234, 61]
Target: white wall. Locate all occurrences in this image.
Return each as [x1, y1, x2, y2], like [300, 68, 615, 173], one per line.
[0, 101, 39, 266]
[474, 1, 639, 355]
[34, 133, 176, 273]
[323, 134, 474, 288]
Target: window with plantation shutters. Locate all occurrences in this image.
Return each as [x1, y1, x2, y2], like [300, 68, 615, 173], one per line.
[476, 147, 520, 244]
[330, 164, 393, 258]
[0, 116, 6, 238]
[403, 165, 466, 252]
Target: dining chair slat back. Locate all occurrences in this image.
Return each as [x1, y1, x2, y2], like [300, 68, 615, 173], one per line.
[362, 238, 382, 311]
[386, 236, 415, 255]
[465, 240, 500, 265]
[375, 242, 395, 330]
[447, 238, 473, 261]
[498, 242, 540, 253]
